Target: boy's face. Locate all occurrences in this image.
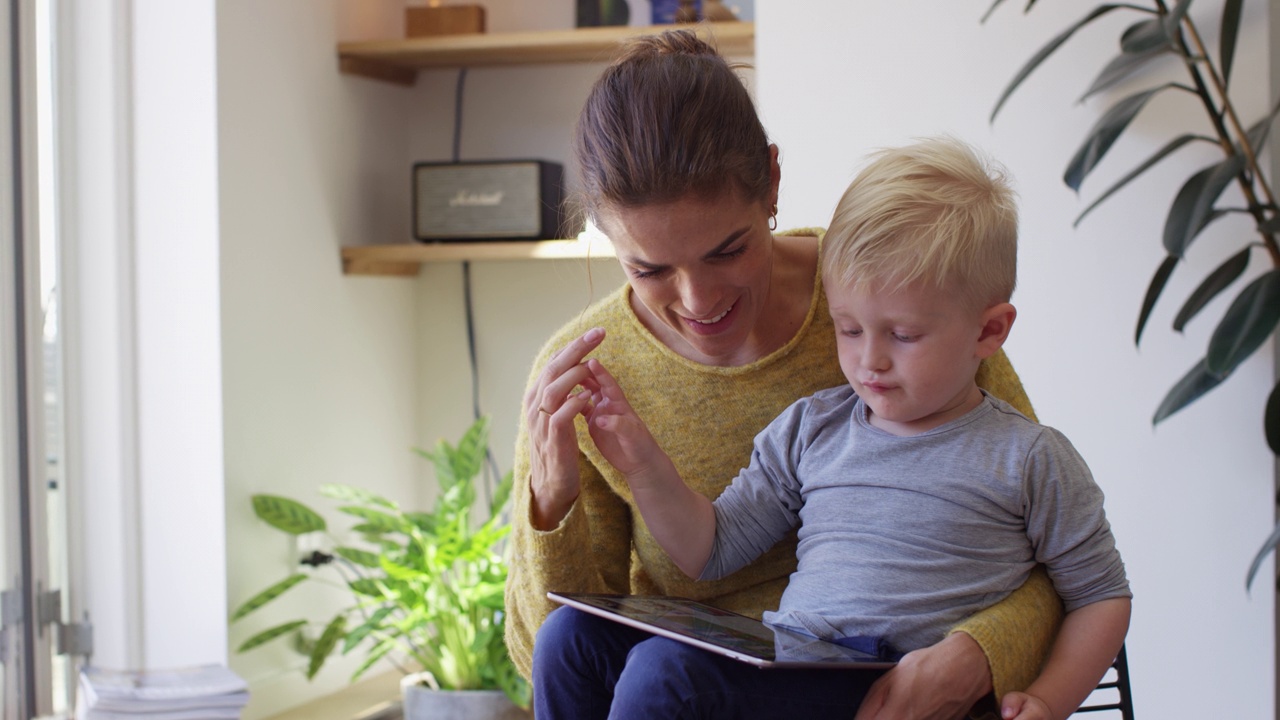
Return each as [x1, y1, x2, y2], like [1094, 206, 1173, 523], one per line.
[826, 276, 1011, 436]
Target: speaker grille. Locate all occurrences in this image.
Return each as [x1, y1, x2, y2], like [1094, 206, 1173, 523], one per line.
[413, 162, 560, 241]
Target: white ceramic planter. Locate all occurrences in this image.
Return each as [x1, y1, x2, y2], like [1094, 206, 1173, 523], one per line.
[400, 674, 529, 720]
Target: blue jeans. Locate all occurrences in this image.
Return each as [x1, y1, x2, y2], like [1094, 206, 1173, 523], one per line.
[532, 606, 885, 720]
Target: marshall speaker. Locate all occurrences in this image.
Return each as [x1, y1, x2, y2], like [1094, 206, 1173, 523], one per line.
[412, 160, 565, 242]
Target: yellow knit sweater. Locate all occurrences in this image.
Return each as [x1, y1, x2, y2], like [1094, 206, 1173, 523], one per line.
[504, 232, 1063, 699]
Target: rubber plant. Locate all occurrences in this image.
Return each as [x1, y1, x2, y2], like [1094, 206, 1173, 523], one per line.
[229, 416, 530, 709]
[983, 0, 1280, 590]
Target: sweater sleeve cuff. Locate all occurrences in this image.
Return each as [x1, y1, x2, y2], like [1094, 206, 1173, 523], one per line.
[949, 566, 1064, 699]
[525, 497, 595, 587]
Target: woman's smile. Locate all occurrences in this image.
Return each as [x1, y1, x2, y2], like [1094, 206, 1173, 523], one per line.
[683, 301, 737, 334]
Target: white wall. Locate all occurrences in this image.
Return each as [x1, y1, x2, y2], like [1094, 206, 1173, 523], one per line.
[219, 1, 419, 716]
[222, 0, 1277, 716]
[758, 2, 1275, 717]
[218, 1, 623, 716]
[69, 0, 228, 674]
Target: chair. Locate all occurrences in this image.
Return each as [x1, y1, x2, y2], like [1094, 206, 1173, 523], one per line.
[1071, 644, 1134, 719]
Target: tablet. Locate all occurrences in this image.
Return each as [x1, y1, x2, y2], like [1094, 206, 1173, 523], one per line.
[547, 592, 898, 669]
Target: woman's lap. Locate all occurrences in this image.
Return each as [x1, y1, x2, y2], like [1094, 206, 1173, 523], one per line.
[533, 606, 883, 720]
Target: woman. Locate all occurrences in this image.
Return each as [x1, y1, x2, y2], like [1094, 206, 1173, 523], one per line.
[503, 29, 1062, 720]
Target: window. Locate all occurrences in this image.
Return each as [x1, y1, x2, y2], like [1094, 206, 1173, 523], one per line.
[2, 1, 78, 716]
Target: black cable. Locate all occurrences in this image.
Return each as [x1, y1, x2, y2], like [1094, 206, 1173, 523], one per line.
[462, 260, 481, 423]
[451, 68, 502, 506]
[462, 260, 502, 511]
[452, 68, 467, 163]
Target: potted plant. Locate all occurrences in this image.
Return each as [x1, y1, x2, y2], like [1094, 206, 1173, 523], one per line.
[983, 0, 1280, 589]
[230, 416, 530, 719]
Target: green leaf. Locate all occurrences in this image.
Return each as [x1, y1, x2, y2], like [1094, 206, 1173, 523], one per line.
[416, 416, 489, 494]
[452, 416, 490, 485]
[230, 573, 308, 621]
[320, 484, 397, 509]
[350, 637, 397, 683]
[1162, 155, 1247, 258]
[350, 523, 388, 538]
[1079, 45, 1172, 103]
[1065, 85, 1175, 191]
[333, 547, 381, 568]
[406, 511, 437, 533]
[349, 578, 384, 597]
[1266, 381, 1280, 456]
[991, 4, 1147, 123]
[1172, 247, 1252, 331]
[1246, 519, 1280, 591]
[1120, 18, 1171, 54]
[252, 495, 326, 535]
[342, 607, 395, 654]
[337, 506, 407, 533]
[307, 614, 347, 679]
[980, 0, 1009, 23]
[1220, 0, 1243, 88]
[1074, 134, 1208, 227]
[236, 619, 308, 653]
[1243, 96, 1280, 156]
[1136, 255, 1179, 346]
[1152, 358, 1226, 425]
[1205, 270, 1280, 376]
[490, 470, 515, 520]
[380, 555, 425, 581]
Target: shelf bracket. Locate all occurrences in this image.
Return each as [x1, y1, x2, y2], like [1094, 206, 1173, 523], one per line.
[338, 56, 417, 87]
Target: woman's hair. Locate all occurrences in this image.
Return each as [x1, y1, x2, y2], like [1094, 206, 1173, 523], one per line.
[821, 136, 1019, 309]
[573, 29, 772, 224]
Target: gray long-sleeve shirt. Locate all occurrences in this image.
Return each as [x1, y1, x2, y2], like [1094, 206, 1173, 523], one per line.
[701, 385, 1130, 653]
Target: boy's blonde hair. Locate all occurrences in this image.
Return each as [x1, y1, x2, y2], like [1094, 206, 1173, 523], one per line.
[822, 136, 1018, 309]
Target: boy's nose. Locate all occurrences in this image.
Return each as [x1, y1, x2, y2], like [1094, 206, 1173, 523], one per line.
[861, 339, 891, 372]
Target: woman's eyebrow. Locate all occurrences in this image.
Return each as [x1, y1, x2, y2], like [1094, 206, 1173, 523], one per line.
[624, 256, 665, 271]
[701, 228, 750, 259]
[622, 227, 752, 269]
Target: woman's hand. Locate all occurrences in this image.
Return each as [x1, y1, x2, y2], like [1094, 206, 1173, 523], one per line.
[853, 632, 992, 720]
[524, 327, 606, 530]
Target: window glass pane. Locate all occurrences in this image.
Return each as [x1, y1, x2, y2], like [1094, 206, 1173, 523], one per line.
[0, 0, 31, 711]
[34, 0, 69, 712]
[33, 0, 70, 707]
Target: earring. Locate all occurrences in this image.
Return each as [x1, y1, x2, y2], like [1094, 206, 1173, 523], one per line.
[769, 204, 778, 231]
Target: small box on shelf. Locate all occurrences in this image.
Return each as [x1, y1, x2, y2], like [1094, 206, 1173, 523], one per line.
[406, 4, 486, 38]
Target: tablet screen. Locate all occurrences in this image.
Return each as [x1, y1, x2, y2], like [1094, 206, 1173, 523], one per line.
[547, 592, 896, 668]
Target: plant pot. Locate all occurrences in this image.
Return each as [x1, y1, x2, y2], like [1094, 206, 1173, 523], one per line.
[400, 674, 528, 720]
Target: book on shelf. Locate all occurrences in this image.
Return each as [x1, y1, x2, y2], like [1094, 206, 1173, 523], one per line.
[76, 663, 250, 720]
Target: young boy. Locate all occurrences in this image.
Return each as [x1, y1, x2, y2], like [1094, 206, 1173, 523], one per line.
[537, 136, 1130, 720]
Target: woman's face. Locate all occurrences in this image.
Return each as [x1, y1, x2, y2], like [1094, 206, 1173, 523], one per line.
[597, 191, 777, 366]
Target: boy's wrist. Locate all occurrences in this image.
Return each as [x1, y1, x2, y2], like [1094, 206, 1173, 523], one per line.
[624, 453, 681, 493]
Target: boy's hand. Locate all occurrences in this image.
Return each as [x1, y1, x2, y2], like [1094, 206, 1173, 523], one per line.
[582, 358, 666, 481]
[583, 360, 716, 578]
[1000, 692, 1053, 720]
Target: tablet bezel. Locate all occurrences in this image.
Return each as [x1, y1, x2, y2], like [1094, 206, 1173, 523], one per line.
[546, 591, 898, 670]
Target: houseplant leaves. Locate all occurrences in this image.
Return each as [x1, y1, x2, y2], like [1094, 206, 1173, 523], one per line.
[990, 4, 1154, 124]
[988, 0, 1280, 600]
[231, 416, 529, 708]
[1205, 270, 1280, 376]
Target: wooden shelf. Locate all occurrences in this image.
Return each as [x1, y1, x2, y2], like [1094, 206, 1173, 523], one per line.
[338, 21, 755, 85]
[342, 238, 615, 276]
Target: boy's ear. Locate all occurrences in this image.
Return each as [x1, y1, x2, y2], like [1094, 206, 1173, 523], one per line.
[976, 303, 1016, 359]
